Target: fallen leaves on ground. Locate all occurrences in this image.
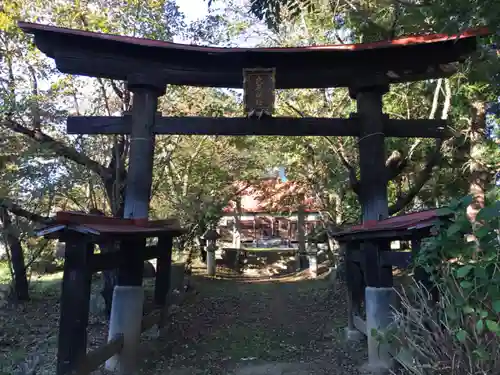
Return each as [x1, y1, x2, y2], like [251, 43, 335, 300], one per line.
[1, 265, 368, 375]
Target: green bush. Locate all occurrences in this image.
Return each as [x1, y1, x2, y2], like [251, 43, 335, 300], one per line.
[390, 195, 500, 375]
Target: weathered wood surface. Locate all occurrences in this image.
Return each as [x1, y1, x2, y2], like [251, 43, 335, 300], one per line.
[74, 335, 124, 375]
[379, 250, 412, 268]
[243, 68, 275, 115]
[122, 81, 162, 220]
[89, 245, 161, 271]
[57, 238, 94, 375]
[38, 49, 461, 89]
[332, 227, 433, 242]
[21, 21, 483, 88]
[67, 116, 447, 138]
[356, 88, 389, 223]
[350, 249, 412, 269]
[56, 54, 444, 88]
[353, 315, 367, 336]
[154, 236, 173, 307]
[354, 88, 394, 288]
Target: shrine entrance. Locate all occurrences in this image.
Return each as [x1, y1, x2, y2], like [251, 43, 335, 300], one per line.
[20, 21, 487, 375]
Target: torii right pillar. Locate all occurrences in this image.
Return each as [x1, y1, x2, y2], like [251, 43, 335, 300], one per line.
[350, 84, 396, 372]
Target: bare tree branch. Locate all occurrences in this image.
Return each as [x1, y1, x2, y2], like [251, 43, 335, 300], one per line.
[110, 80, 124, 101]
[97, 78, 112, 116]
[388, 79, 451, 214]
[385, 78, 445, 181]
[283, 100, 307, 117]
[322, 136, 360, 193]
[1, 118, 112, 180]
[0, 198, 53, 224]
[389, 138, 443, 214]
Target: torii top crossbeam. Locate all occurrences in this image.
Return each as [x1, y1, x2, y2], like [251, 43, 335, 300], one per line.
[19, 22, 488, 89]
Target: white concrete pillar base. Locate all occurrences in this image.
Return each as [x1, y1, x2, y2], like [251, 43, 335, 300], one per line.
[105, 286, 144, 374]
[365, 286, 396, 372]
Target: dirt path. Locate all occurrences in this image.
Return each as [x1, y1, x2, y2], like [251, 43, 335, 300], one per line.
[137, 274, 367, 375]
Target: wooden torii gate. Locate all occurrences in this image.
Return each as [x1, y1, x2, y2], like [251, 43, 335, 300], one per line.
[19, 21, 487, 373]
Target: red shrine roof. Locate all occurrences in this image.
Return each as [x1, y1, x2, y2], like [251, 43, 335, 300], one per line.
[36, 211, 185, 238]
[223, 178, 320, 214]
[332, 209, 448, 239]
[18, 22, 489, 88]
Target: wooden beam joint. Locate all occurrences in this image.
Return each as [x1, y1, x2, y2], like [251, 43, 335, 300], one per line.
[126, 73, 166, 95]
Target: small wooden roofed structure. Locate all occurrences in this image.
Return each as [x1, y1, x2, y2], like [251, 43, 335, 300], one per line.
[18, 22, 488, 89]
[332, 209, 451, 346]
[331, 209, 451, 241]
[36, 211, 186, 240]
[34, 211, 186, 375]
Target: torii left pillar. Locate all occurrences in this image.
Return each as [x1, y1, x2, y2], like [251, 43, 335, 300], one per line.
[350, 84, 396, 372]
[106, 74, 166, 375]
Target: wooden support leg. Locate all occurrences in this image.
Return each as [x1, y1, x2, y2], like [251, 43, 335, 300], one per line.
[344, 243, 364, 341]
[155, 236, 173, 331]
[57, 237, 93, 375]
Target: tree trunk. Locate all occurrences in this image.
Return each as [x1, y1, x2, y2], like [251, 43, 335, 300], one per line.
[0, 208, 29, 301]
[467, 101, 489, 223]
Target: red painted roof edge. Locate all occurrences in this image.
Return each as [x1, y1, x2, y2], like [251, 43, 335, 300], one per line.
[55, 211, 181, 228]
[333, 209, 446, 236]
[18, 21, 489, 54]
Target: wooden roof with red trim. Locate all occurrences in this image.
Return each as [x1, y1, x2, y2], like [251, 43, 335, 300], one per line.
[332, 209, 450, 239]
[36, 211, 186, 238]
[18, 22, 488, 88]
[223, 178, 320, 214]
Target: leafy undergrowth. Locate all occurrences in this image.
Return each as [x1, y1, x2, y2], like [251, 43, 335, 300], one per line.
[0, 271, 115, 375]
